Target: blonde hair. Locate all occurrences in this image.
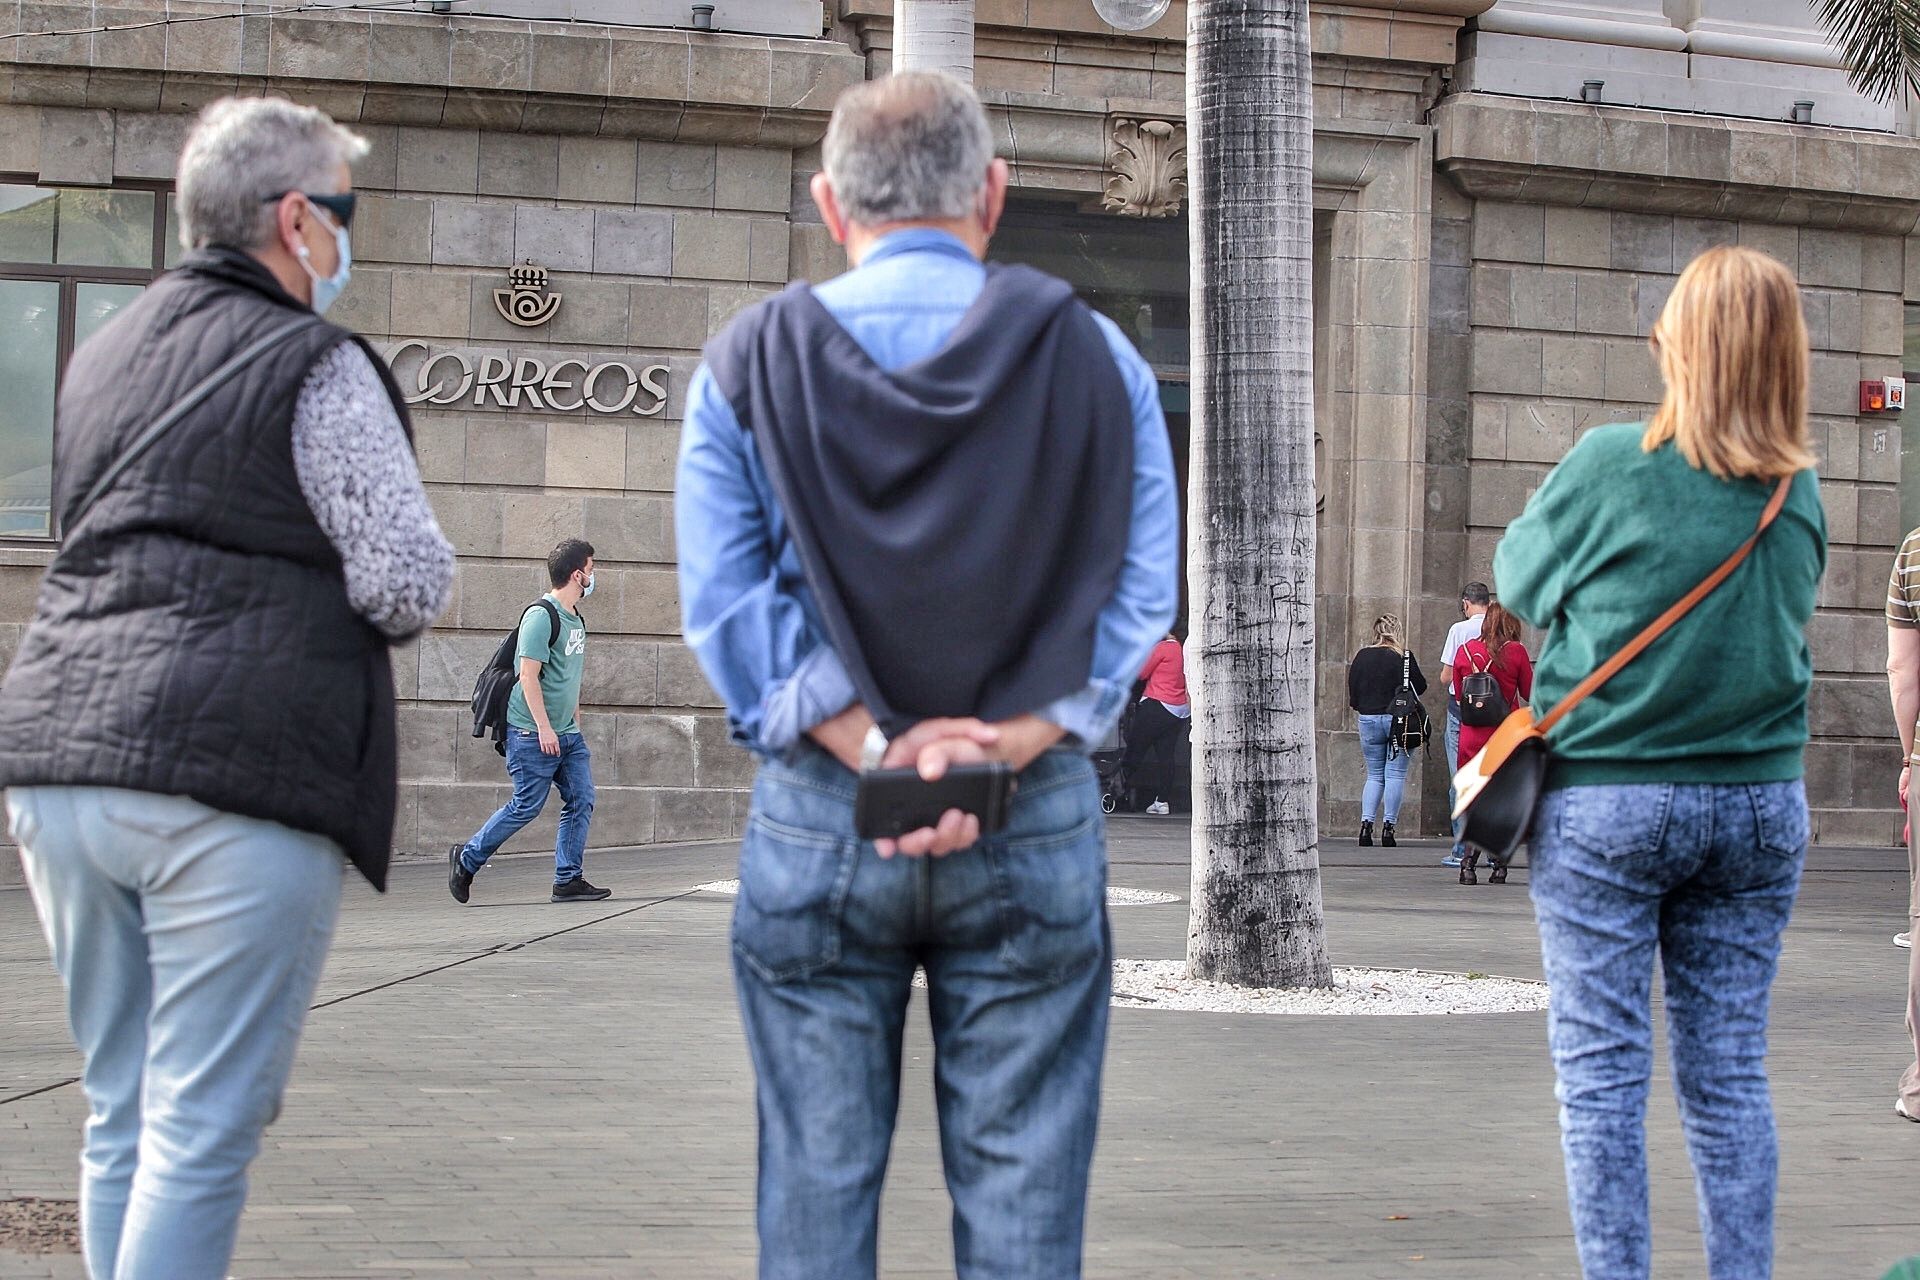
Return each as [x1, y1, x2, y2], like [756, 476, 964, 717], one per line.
[1643, 246, 1814, 481]
[1371, 614, 1404, 652]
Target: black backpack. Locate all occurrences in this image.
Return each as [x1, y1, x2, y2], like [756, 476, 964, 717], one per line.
[1457, 644, 1511, 728]
[471, 599, 564, 756]
[1386, 652, 1429, 757]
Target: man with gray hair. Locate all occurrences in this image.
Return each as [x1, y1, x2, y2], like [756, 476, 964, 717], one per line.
[679, 72, 1179, 1278]
[0, 96, 451, 1278]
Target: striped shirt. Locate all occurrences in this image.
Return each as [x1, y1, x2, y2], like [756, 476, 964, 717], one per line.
[1888, 527, 1920, 629]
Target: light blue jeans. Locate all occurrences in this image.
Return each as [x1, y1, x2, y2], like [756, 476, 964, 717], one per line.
[1357, 713, 1408, 824]
[733, 746, 1111, 1279]
[9, 785, 343, 1280]
[459, 728, 595, 883]
[1446, 702, 1465, 854]
[1530, 780, 1807, 1280]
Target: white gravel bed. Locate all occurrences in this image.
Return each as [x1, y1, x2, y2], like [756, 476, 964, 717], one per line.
[694, 880, 1179, 907]
[1109, 960, 1548, 1016]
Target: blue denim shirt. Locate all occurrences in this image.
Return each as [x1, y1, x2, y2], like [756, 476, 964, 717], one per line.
[676, 229, 1180, 758]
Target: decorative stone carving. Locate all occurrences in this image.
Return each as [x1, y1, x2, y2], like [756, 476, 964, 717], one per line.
[1103, 118, 1187, 219]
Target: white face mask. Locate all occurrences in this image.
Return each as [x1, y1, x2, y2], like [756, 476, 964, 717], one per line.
[580, 573, 595, 598]
[294, 204, 352, 315]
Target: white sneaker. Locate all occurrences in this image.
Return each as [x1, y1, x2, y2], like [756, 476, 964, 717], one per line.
[1145, 800, 1170, 816]
[1898, 1097, 1919, 1123]
[1898, 932, 1913, 950]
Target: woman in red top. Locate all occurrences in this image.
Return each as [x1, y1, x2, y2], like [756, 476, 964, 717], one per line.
[1450, 603, 1533, 884]
[1125, 634, 1189, 815]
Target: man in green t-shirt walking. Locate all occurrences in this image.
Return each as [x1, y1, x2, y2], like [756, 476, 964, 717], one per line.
[449, 538, 609, 904]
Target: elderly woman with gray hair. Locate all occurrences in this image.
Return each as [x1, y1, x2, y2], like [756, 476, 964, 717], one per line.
[0, 97, 452, 1279]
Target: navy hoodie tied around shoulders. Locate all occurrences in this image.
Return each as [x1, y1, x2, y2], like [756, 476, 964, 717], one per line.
[704, 262, 1135, 739]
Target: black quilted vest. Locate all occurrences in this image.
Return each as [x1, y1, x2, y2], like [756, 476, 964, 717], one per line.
[0, 248, 410, 889]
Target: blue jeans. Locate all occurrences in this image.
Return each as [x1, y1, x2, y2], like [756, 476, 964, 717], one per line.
[1357, 713, 1408, 824]
[1446, 702, 1464, 853]
[732, 747, 1111, 1280]
[9, 785, 343, 1280]
[1529, 780, 1807, 1280]
[460, 728, 595, 883]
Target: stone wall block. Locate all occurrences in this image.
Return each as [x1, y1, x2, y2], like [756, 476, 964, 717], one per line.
[1671, 217, 1737, 269]
[1503, 401, 1575, 464]
[1859, 484, 1903, 546]
[656, 643, 722, 707]
[689, 40, 773, 108]
[401, 129, 480, 196]
[331, 267, 391, 335]
[38, 107, 113, 185]
[1470, 331, 1542, 397]
[1726, 127, 1794, 191]
[637, 140, 717, 208]
[673, 213, 753, 281]
[409, 413, 465, 485]
[430, 200, 512, 268]
[1860, 292, 1904, 358]
[1472, 202, 1545, 265]
[501, 492, 586, 559]
[1508, 268, 1575, 333]
[1800, 228, 1865, 291]
[715, 145, 792, 213]
[1809, 675, 1894, 738]
[583, 493, 673, 563]
[110, 111, 188, 179]
[693, 714, 755, 789]
[545, 421, 628, 490]
[1860, 422, 1901, 483]
[268, 14, 370, 81]
[458, 416, 542, 486]
[459, 561, 548, 631]
[1470, 401, 1506, 459]
[1822, 481, 1860, 544]
[357, 194, 434, 266]
[1597, 115, 1667, 178]
[1602, 340, 1662, 405]
[655, 788, 735, 843]
[1542, 334, 1604, 400]
[417, 632, 503, 702]
[389, 268, 470, 340]
[748, 218, 790, 285]
[1528, 110, 1598, 174]
[1861, 233, 1903, 292]
[1826, 290, 1864, 354]
[530, 27, 611, 98]
[559, 136, 638, 205]
[1467, 465, 1542, 528]
[547, 275, 629, 347]
[618, 568, 682, 635]
[1609, 212, 1673, 274]
[614, 714, 697, 787]
[429, 486, 506, 557]
[1811, 353, 1862, 418]
[1630, 274, 1673, 334]
[609, 30, 691, 101]
[1737, 221, 1798, 268]
[769, 44, 863, 114]
[479, 132, 560, 200]
[1542, 207, 1610, 270]
[1573, 273, 1634, 336]
[592, 208, 674, 277]
[628, 283, 711, 351]
[369, 14, 450, 85]
[1665, 120, 1731, 185]
[1795, 134, 1860, 194]
[1470, 266, 1512, 328]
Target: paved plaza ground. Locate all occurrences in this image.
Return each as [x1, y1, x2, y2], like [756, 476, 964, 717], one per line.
[2, 819, 1916, 1279]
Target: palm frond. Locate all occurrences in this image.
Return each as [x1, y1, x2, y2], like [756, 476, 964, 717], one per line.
[1811, 0, 1920, 105]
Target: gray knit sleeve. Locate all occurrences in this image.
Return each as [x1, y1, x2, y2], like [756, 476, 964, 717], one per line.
[290, 341, 456, 640]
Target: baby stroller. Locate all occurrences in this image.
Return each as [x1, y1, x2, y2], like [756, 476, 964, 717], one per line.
[1095, 698, 1191, 815]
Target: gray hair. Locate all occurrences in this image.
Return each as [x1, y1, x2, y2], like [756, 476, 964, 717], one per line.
[821, 71, 995, 226]
[176, 97, 368, 252]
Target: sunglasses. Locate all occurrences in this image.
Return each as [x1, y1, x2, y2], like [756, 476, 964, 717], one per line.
[261, 191, 356, 229]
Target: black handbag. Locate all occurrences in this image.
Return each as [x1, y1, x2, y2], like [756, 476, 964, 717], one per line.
[1453, 475, 1792, 870]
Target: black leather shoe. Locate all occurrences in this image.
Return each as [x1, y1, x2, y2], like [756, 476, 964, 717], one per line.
[551, 877, 612, 903]
[1359, 820, 1373, 847]
[448, 845, 473, 904]
[1458, 851, 1478, 886]
[1381, 822, 1396, 848]
[1488, 862, 1508, 885]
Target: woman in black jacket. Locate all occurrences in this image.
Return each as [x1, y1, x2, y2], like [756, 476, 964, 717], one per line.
[1347, 613, 1427, 846]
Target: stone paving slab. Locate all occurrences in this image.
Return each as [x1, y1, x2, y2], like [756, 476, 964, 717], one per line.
[2, 818, 1916, 1278]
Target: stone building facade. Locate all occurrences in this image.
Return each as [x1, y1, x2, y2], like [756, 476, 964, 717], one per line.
[0, 0, 1911, 859]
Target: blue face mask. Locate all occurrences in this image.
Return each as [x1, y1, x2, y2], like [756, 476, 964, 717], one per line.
[581, 573, 596, 598]
[296, 204, 352, 315]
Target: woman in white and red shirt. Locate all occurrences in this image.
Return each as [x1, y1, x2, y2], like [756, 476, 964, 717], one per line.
[1126, 634, 1189, 814]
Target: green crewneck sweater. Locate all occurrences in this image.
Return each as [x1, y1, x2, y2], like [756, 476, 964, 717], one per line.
[1492, 423, 1827, 787]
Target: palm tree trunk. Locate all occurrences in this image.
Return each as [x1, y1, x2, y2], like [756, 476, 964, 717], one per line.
[892, 0, 976, 80]
[1183, 0, 1332, 988]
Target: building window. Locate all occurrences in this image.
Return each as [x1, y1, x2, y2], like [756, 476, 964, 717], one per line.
[0, 182, 176, 539]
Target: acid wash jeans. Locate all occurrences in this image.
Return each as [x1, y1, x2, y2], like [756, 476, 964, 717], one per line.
[731, 746, 1111, 1280]
[1357, 712, 1409, 824]
[1529, 780, 1808, 1280]
[9, 785, 343, 1280]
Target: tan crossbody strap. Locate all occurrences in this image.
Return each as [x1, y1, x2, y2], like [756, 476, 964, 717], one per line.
[1533, 474, 1793, 736]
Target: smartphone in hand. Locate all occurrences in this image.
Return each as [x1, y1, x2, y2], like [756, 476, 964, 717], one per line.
[853, 762, 1017, 841]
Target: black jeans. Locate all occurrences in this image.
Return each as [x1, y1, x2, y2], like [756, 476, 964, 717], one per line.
[1123, 699, 1186, 803]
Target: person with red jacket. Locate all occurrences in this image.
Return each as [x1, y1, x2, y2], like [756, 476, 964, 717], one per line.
[1451, 602, 1533, 883]
[1126, 633, 1189, 814]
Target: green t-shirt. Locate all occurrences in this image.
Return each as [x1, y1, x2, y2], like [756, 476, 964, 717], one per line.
[1492, 423, 1827, 787]
[506, 596, 587, 737]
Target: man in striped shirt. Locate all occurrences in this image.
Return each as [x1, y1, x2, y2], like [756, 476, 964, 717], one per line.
[1882, 529, 1920, 1121]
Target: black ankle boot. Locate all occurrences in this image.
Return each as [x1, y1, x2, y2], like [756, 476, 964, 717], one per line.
[1458, 850, 1478, 886]
[1359, 820, 1374, 847]
[1488, 859, 1508, 885]
[1381, 822, 1396, 848]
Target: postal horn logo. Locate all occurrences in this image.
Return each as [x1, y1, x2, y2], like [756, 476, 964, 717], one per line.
[494, 261, 562, 328]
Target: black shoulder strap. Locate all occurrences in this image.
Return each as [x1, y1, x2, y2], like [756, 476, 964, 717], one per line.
[535, 598, 561, 649]
[66, 316, 317, 537]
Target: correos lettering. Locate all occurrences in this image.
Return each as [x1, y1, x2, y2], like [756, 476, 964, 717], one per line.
[383, 342, 669, 417]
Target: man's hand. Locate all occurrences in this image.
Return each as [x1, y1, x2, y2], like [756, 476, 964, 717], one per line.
[873, 718, 1001, 859]
[807, 702, 878, 773]
[538, 725, 560, 756]
[1901, 763, 1910, 810]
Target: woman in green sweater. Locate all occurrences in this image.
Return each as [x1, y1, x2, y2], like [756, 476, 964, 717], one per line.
[1493, 245, 1826, 1280]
